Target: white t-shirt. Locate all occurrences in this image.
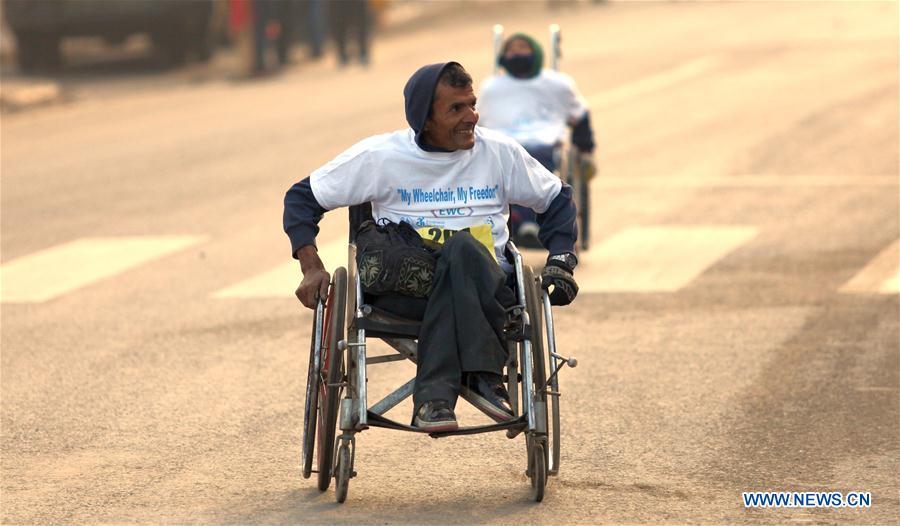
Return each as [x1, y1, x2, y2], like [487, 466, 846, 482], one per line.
[477, 69, 588, 147]
[310, 127, 562, 260]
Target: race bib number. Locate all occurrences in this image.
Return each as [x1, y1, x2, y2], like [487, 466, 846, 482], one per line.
[416, 224, 496, 259]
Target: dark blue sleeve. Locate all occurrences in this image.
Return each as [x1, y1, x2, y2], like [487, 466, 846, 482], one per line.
[571, 111, 595, 153]
[537, 183, 577, 256]
[283, 177, 328, 258]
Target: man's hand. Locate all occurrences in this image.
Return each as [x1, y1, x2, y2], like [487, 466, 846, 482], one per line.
[294, 245, 330, 309]
[295, 268, 331, 309]
[578, 152, 597, 182]
[541, 257, 578, 306]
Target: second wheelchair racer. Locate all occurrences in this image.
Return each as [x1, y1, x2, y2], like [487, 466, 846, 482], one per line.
[478, 32, 597, 249]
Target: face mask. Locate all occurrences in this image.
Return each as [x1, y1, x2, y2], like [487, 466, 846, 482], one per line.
[501, 54, 535, 78]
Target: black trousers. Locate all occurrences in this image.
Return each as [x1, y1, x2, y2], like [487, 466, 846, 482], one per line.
[374, 232, 516, 410]
[416, 232, 516, 409]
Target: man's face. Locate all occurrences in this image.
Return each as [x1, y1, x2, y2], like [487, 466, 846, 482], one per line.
[422, 82, 478, 151]
[504, 38, 533, 60]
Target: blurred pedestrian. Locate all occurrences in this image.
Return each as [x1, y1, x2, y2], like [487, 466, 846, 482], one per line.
[305, 0, 327, 59]
[229, 0, 255, 76]
[252, 0, 295, 74]
[328, 0, 371, 66]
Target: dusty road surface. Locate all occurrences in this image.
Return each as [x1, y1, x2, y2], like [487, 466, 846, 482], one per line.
[2, 1, 898, 524]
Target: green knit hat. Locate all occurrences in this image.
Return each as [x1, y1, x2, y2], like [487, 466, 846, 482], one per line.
[499, 33, 544, 78]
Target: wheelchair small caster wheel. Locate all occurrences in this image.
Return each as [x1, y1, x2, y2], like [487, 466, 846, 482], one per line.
[529, 440, 547, 502]
[335, 443, 352, 503]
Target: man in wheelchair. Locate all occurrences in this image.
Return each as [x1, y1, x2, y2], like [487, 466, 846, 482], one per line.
[283, 61, 579, 432]
[478, 33, 596, 249]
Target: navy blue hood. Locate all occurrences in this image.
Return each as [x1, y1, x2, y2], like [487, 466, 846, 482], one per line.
[403, 61, 460, 151]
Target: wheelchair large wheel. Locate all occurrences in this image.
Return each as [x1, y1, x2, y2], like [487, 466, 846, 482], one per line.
[534, 288, 562, 476]
[301, 300, 325, 479]
[547, 333, 562, 475]
[523, 265, 547, 410]
[316, 268, 347, 491]
[522, 266, 550, 498]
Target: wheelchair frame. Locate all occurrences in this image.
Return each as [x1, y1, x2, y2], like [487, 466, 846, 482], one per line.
[301, 205, 577, 503]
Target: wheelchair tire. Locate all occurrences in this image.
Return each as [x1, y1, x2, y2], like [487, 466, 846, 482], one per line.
[523, 267, 551, 484]
[523, 265, 547, 404]
[537, 287, 562, 475]
[549, 357, 562, 475]
[301, 301, 325, 479]
[316, 267, 347, 492]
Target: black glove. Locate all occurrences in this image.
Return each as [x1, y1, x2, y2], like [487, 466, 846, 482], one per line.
[541, 258, 578, 306]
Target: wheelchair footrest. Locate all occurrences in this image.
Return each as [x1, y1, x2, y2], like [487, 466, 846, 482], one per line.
[365, 411, 527, 438]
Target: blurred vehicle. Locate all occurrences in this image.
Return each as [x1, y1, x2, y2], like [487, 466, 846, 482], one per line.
[4, 0, 214, 72]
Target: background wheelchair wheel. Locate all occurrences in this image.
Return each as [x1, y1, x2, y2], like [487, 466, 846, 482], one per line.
[301, 302, 325, 479]
[316, 268, 347, 492]
[334, 442, 352, 503]
[565, 148, 590, 252]
[579, 177, 590, 251]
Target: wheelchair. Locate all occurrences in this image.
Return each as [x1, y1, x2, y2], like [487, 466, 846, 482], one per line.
[301, 205, 577, 503]
[493, 23, 591, 251]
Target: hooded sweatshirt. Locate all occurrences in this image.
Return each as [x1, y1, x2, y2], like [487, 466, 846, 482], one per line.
[403, 61, 457, 152]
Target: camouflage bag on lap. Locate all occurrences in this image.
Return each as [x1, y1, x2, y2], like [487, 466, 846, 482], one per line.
[355, 220, 436, 298]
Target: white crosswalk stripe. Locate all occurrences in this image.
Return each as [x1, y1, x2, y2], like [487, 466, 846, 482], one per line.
[0, 236, 205, 303]
[840, 240, 900, 294]
[216, 227, 761, 298]
[576, 226, 758, 293]
[591, 174, 897, 189]
[213, 238, 349, 298]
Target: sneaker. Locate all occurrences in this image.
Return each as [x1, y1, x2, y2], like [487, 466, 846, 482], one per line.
[462, 372, 515, 422]
[414, 400, 459, 432]
[515, 222, 542, 249]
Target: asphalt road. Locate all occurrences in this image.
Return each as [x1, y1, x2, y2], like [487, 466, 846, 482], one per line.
[2, 1, 898, 524]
